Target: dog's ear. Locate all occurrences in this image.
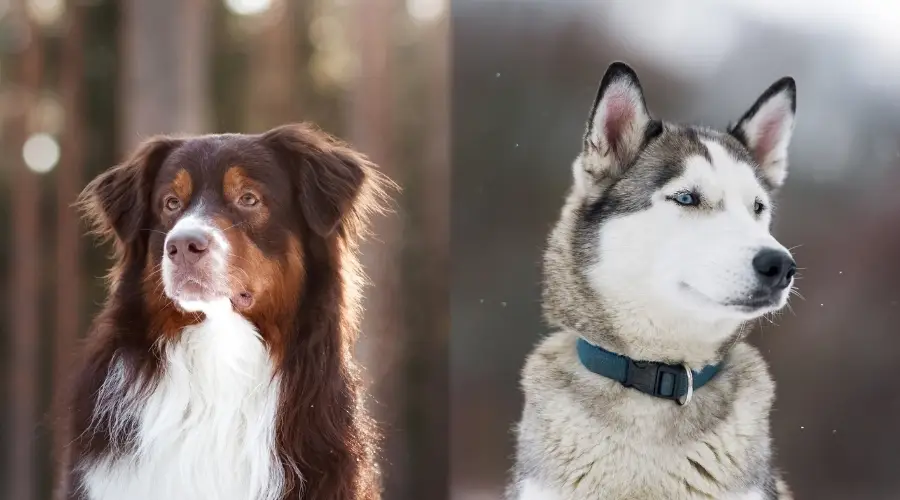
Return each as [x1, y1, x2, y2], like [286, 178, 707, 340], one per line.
[729, 77, 796, 189]
[263, 123, 377, 238]
[581, 62, 655, 184]
[77, 136, 180, 246]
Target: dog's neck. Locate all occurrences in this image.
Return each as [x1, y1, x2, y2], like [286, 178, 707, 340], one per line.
[583, 301, 744, 368]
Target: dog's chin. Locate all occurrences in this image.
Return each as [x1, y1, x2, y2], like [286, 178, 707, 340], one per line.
[678, 282, 789, 320]
[164, 276, 255, 314]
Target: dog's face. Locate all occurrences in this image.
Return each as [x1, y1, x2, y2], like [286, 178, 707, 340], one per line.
[574, 63, 797, 323]
[152, 140, 301, 313]
[79, 124, 373, 323]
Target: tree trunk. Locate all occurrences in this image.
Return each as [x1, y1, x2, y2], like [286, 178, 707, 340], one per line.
[120, 0, 211, 151]
[413, 11, 450, 498]
[51, 3, 85, 497]
[7, 3, 44, 500]
[243, 0, 301, 131]
[348, 0, 407, 498]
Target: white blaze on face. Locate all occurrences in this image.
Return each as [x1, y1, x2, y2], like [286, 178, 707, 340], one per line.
[663, 140, 790, 312]
[588, 139, 792, 324]
[162, 210, 233, 313]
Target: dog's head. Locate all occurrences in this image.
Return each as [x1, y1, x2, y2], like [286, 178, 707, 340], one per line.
[572, 63, 797, 325]
[78, 123, 386, 332]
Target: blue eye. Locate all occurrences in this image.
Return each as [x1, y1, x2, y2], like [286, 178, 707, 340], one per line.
[672, 192, 699, 206]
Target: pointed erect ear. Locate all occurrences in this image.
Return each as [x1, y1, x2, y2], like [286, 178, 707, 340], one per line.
[583, 62, 654, 178]
[729, 77, 796, 189]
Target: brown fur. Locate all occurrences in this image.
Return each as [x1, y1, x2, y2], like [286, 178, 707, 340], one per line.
[60, 123, 395, 500]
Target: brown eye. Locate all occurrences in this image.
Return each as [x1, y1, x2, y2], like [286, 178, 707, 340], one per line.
[164, 196, 181, 212]
[239, 193, 259, 207]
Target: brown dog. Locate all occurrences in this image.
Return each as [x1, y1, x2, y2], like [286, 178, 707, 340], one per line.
[61, 123, 392, 500]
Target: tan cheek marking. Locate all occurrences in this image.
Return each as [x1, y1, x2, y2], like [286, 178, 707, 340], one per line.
[237, 234, 304, 351]
[212, 213, 271, 297]
[251, 235, 304, 360]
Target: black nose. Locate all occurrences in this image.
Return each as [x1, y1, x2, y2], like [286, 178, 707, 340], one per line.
[752, 248, 796, 290]
[167, 229, 210, 266]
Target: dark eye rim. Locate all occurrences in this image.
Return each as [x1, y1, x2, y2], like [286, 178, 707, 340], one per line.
[238, 192, 260, 207]
[667, 191, 701, 207]
[753, 199, 766, 215]
[163, 196, 181, 212]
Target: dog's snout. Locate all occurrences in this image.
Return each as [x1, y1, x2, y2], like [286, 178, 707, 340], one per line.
[167, 229, 211, 266]
[752, 248, 796, 290]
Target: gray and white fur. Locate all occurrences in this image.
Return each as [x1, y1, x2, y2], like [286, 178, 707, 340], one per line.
[509, 62, 798, 500]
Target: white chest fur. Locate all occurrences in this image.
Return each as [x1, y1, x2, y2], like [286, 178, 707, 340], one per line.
[81, 304, 285, 500]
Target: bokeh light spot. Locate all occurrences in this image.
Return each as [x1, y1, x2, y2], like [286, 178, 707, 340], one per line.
[223, 0, 272, 16]
[406, 0, 444, 23]
[22, 133, 60, 174]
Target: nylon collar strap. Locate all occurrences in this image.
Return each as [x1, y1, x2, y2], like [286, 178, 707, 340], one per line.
[576, 337, 721, 405]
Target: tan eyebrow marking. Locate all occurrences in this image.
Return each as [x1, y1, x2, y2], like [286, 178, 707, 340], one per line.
[223, 166, 253, 199]
[171, 169, 192, 200]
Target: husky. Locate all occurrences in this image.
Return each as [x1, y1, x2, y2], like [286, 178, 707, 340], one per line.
[508, 62, 798, 500]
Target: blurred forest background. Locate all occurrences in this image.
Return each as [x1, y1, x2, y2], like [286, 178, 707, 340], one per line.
[0, 0, 448, 499]
[452, 1, 900, 499]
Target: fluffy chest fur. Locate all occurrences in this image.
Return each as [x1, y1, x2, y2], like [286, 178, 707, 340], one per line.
[80, 306, 285, 500]
[511, 331, 785, 500]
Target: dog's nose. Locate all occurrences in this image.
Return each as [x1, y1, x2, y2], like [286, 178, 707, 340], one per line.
[167, 229, 210, 266]
[752, 248, 796, 290]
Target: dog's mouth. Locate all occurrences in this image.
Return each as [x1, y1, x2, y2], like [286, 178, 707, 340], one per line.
[680, 282, 786, 316]
[723, 287, 789, 313]
[725, 295, 780, 312]
[169, 276, 225, 301]
[168, 276, 255, 311]
[164, 265, 224, 299]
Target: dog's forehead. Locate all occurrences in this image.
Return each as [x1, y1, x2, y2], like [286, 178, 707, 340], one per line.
[684, 143, 762, 195]
[156, 135, 287, 190]
[637, 126, 765, 194]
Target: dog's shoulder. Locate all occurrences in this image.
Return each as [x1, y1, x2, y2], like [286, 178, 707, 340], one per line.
[513, 334, 779, 499]
[520, 330, 582, 393]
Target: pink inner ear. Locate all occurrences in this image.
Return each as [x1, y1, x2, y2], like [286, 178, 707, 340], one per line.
[603, 90, 634, 154]
[749, 99, 791, 165]
[753, 114, 783, 164]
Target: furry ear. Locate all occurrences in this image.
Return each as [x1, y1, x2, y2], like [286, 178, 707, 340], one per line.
[582, 62, 654, 178]
[77, 137, 180, 245]
[263, 123, 378, 238]
[729, 77, 796, 189]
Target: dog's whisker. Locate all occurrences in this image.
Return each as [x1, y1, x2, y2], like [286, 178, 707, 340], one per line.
[786, 302, 796, 317]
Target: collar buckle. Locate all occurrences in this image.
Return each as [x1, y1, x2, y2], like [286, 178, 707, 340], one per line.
[623, 359, 693, 405]
[677, 365, 693, 406]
